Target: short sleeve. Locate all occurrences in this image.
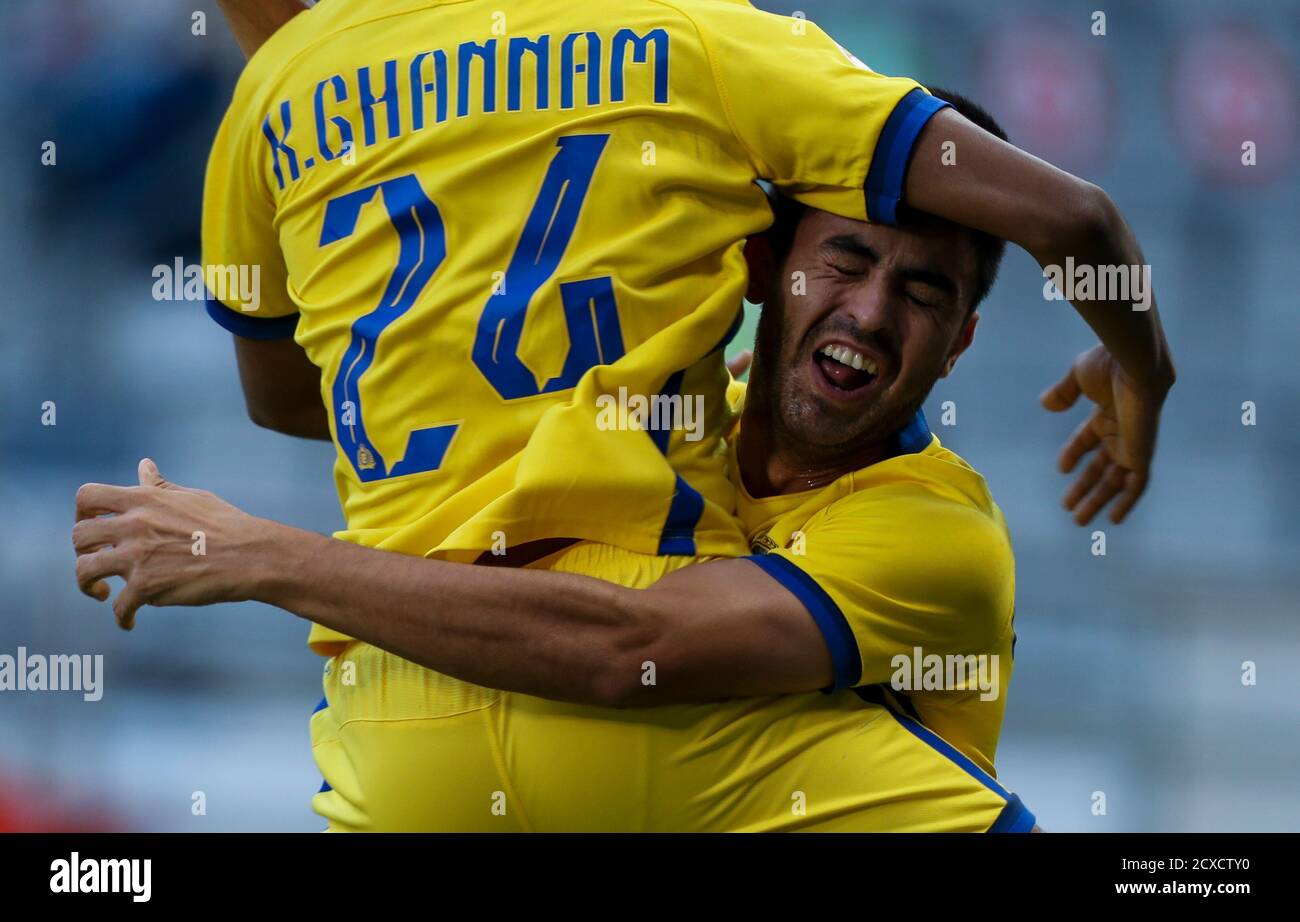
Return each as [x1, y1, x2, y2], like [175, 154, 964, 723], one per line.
[685, 1, 950, 224]
[747, 485, 1014, 692]
[200, 95, 297, 340]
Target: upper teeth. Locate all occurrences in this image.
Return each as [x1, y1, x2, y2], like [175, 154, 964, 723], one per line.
[821, 344, 878, 376]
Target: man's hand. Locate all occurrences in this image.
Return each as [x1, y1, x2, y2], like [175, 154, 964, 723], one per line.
[73, 460, 273, 630]
[726, 350, 753, 379]
[1041, 345, 1173, 526]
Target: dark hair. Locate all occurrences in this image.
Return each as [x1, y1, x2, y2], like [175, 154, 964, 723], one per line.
[765, 85, 1010, 314]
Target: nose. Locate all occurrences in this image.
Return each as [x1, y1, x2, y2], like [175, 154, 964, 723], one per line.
[841, 274, 898, 339]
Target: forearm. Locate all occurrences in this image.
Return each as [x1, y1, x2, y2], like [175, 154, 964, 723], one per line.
[1030, 185, 1174, 388]
[73, 472, 832, 700]
[216, 0, 308, 59]
[905, 109, 1174, 387]
[253, 524, 648, 705]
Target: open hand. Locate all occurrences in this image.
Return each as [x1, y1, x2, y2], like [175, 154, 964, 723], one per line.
[1040, 345, 1172, 526]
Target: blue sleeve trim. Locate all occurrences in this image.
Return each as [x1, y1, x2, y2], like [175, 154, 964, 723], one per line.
[865, 88, 952, 226]
[650, 368, 706, 555]
[658, 472, 705, 556]
[987, 793, 1037, 833]
[648, 308, 742, 555]
[745, 554, 862, 692]
[205, 295, 299, 340]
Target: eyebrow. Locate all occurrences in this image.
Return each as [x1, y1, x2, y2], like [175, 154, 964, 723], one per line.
[822, 233, 959, 298]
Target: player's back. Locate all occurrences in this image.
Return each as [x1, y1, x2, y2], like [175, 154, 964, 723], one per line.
[203, 0, 931, 574]
[205, 2, 981, 824]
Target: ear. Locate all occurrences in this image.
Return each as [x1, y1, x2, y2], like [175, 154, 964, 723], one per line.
[742, 235, 775, 304]
[941, 312, 979, 378]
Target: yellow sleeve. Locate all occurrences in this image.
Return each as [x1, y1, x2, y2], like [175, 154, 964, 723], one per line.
[200, 83, 297, 339]
[681, 0, 950, 224]
[747, 485, 1014, 690]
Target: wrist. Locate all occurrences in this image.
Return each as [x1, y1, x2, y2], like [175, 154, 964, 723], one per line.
[240, 517, 323, 608]
[1118, 345, 1176, 394]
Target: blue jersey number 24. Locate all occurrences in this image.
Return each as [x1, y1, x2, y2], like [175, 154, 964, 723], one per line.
[317, 134, 625, 482]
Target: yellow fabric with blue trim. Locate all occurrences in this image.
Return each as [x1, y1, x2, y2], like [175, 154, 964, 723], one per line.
[311, 541, 1034, 831]
[731, 396, 1017, 778]
[198, 0, 951, 652]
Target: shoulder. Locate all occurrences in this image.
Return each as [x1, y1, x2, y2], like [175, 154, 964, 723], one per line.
[226, 1, 350, 116]
[845, 438, 1003, 527]
[645, 0, 789, 37]
[809, 441, 1013, 595]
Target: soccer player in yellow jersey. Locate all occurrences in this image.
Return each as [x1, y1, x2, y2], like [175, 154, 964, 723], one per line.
[74, 1, 1176, 829]
[76, 98, 1154, 831]
[199, 0, 1170, 573]
[77, 175, 1048, 829]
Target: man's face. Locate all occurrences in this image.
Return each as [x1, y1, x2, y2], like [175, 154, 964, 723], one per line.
[754, 208, 979, 456]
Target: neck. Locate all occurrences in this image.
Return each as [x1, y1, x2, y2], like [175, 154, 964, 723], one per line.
[736, 386, 895, 498]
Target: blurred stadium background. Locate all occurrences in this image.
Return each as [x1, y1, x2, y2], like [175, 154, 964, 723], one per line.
[0, 0, 1296, 831]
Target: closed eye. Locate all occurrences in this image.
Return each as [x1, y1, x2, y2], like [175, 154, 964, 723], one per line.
[828, 260, 865, 277]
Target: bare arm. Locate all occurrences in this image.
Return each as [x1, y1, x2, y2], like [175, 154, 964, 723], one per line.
[906, 109, 1173, 384]
[211, 0, 325, 437]
[259, 530, 830, 705]
[73, 463, 830, 705]
[216, 0, 308, 59]
[233, 335, 330, 440]
[905, 109, 1175, 522]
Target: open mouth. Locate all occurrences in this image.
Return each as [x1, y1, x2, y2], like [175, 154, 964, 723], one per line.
[813, 343, 879, 396]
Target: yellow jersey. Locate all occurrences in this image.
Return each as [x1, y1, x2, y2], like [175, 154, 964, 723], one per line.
[312, 545, 1035, 831]
[200, 0, 951, 650]
[733, 406, 1017, 776]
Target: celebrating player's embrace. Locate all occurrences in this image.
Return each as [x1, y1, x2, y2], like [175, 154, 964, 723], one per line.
[73, 0, 1173, 831]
